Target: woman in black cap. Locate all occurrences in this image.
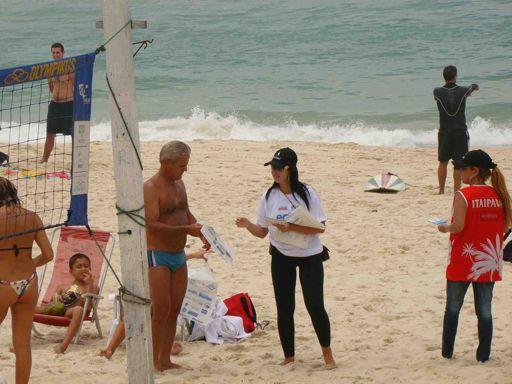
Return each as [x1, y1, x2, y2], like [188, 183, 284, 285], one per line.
[437, 149, 512, 362]
[235, 147, 335, 368]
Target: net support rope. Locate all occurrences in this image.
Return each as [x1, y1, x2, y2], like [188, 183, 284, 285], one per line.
[91, 22, 153, 306]
[86, 224, 151, 306]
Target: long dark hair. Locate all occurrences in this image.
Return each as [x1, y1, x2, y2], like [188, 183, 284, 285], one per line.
[0, 177, 21, 208]
[265, 165, 310, 209]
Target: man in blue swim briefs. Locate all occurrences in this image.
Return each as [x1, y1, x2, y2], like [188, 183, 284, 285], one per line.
[143, 140, 209, 372]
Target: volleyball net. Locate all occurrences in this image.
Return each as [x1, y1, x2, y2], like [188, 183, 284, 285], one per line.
[0, 53, 95, 238]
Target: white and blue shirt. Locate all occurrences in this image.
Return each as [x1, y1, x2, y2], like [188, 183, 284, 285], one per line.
[256, 185, 326, 257]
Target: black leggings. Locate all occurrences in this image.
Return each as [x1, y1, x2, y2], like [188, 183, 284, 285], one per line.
[271, 247, 331, 357]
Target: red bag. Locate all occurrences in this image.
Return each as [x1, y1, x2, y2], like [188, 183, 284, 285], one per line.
[224, 293, 257, 333]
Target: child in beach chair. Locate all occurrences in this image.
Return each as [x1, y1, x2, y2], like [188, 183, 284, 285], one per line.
[99, 247, 211, 359]
[36, 253, 99, 353]
[32, 226, 114, 352]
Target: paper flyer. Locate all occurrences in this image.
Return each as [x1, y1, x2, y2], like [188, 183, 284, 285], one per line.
[200, 224, 234, 263]
[264, 205, 324, 249]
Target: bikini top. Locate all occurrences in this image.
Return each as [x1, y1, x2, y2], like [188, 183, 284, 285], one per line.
[0, 244, 32, 256]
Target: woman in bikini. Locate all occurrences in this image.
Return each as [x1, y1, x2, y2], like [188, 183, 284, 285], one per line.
[0, 177, 53, 384]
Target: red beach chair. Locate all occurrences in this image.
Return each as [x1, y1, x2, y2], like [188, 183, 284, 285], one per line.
[33, 226, 115, 343]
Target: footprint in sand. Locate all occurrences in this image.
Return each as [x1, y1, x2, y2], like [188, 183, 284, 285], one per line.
[239, 358, 254, 366]
[225, 344, 246, 352]
[259, 352, 273, 360]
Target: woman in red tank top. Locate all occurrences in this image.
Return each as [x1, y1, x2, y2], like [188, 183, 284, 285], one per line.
[437, 149, 512, 362]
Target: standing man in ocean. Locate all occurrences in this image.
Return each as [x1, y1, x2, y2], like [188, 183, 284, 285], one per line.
[434, 65, 479, 194]
[143, 140, 207, 371]
[40, 43, 75, 163]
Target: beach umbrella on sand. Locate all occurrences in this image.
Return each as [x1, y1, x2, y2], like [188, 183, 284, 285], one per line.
[364, 172, 406, 193]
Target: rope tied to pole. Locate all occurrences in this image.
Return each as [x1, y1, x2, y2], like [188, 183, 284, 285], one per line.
[95, 20, 150, 171]
[94, 19, 132, 55]
[116, 204, 146, 232]
[91, 16, 153, 309]
[119, 286, 152, 306]
[85, 225, 151, 306]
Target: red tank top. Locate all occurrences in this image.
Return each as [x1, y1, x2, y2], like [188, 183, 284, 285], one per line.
[447, 185, 504, 282]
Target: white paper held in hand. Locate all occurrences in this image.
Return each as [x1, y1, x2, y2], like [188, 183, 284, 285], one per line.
[286, 206, 325, 230]
[264, 205, 324, 249]
[200, 224, 234, 263]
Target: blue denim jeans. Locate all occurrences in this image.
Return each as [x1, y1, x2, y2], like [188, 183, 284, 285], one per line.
[442, 280, 494, 362]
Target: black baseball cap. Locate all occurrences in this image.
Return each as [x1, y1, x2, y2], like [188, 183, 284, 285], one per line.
[452, 149, 497, 170]
[264, 147, 297, 168]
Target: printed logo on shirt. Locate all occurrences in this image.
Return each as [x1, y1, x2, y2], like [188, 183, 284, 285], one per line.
[472, 198, 502, 209]
[276, 213, 288, 220]
[480, 212, 498, 221]
[278, 206, 287, 211]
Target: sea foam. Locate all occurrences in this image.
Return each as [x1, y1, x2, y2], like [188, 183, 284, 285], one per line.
[1, 108, 510, 148]
[89, 108, 512, 147]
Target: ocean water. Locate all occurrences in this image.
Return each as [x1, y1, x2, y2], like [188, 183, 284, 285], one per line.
[0, 0, 511, 146]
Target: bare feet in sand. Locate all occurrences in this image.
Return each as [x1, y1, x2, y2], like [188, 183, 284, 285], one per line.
[322, 347, 336, 369]
[99, 341, 182, 360]
[155, 343, 185, 371]
[99, 348, 113, 359]
[54, 344, 65, 354]
[279, 357, 295, 366]
[171, 341, 183, 355]
[155, 362, 183, 372]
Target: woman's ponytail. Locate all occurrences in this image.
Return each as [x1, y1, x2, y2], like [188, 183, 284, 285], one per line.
[490, 167, 512, 229]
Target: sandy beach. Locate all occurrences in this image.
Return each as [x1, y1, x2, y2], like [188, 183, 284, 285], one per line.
[1, 140, 512, 384]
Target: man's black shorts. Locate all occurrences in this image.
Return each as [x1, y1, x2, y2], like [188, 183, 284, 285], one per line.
[438, 129, 469, 162]
[47, 100, 73, 135]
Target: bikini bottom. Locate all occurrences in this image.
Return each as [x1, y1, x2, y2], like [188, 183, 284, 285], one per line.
[0, 271, 37, 299]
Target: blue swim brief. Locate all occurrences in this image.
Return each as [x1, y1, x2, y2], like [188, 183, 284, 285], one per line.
[147, 249, 186, 272]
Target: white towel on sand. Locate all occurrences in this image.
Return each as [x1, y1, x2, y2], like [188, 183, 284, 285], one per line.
[204, 315, 250, 345]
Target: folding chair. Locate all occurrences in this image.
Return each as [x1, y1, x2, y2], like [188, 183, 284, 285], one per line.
[33, 226, 115, 343]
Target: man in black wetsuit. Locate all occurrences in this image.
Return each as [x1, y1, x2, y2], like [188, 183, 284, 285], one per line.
[434, 65, 479, 194]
